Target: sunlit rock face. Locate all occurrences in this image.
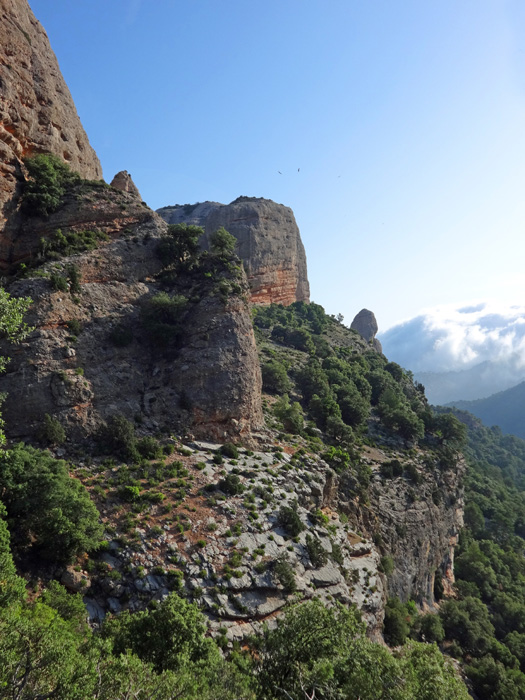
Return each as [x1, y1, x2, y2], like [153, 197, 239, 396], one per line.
[0, 0, 102, 229]
[157, 196, 310, 307]
[110, 171, 141, 199]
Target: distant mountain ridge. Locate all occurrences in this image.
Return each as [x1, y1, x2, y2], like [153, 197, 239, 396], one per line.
[447, 380, 525, 439]
[415, 360, 525, 405]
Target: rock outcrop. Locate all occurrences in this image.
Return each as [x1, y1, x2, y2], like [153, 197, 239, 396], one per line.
[334, 444, 464, 606]
[0, 191, 263, 444]
[351, 308, 382, 353]
[110, 171, 141, 199]
[157, 197, 310, 307]
[0, 0, 102, 230]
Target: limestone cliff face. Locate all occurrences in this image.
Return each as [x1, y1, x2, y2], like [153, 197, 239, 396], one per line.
[0, 193, 263, 444]
[0, 0, 102, 230]
[332, 445, 464, 607]
[157, 197, 310, 307]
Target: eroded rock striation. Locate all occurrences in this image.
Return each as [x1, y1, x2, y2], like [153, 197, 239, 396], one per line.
[157, 197, 310, 306]
[0, 0, 101, 230]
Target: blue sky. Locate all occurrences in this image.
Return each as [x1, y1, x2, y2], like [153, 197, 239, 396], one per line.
[30, 0, 525, 332]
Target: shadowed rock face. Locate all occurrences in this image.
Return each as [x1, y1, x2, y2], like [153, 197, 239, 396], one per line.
[0, 0, 102, 228]
[157, 197, 310, 307]
[351, 309, 383, 353]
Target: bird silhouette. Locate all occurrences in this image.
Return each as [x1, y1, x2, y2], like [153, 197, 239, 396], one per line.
[278, 171, 282, 175]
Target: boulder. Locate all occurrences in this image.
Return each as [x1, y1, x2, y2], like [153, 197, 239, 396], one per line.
[350, 309, 383, 352]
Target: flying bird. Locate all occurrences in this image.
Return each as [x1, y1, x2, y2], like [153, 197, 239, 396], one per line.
[278, 171, 282, 175]
[297, 168, 300, 172]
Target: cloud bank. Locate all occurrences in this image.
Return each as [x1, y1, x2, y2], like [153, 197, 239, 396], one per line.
[379, 302, 525, 374]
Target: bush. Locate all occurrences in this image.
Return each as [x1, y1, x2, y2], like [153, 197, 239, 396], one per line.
[220, 443, 239, 459]
[50, 273, 68, 292]
[274, 395, 304, 434]
[140, 292, 188, 346]
[261, 360, 290, 395]
[305, 534, 328, 568]
[39, 413, 66, 446]
[218, 474, 244, 496]
[97, 415, 138, 461]
[40, 228, 109, 260]
[0, 443, 103, 563]
[209, 227, 236, 256]
[66, 319, 82, 336]
[156, 223, 202, 267]
[136, 436, 163, 460]
[22, 154, 80, 217]
[383, 598, 410, 646]
[277, 500, 305, 537]
[380, 555, 395, 576]
[273, 554, 296, 592]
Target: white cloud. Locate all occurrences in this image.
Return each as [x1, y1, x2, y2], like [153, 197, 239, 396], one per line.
[379, 301, 525, 373]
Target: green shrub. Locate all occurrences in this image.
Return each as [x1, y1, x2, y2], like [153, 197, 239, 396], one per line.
[22, 154, 80, 217]
[0, 443, 103, 563]
[277, 500, 305, 537]
[209, 227, 236, 256]
[50, 273, 68, 292]
[97, 415, 138, 461]
[66, 319, 82, 335]
[39, 413, 66, 446]
[262, 360, 291, 395]
[380, 555, 395, 576]
[140, 292, 188, 346]
[40, 228, 109, 260]
[136, 436, 163, 459]
[273, 553, 297, 592]
[305, 534, 328, 568]
[119, 485, 141, 502]
[67, 265, 81, 294]
[218, 474, 244, 495]
[220, 442, 239, 459]
[156, 223, 202, 267]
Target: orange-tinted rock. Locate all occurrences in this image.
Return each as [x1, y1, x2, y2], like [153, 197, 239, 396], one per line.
[110, 170, 141, 199]
[0, 0, 102, 228]
[157, 196, 310, 306]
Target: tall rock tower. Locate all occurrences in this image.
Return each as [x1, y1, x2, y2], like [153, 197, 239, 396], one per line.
[158, 196, 310, 306]
[0, 0, 102, 230]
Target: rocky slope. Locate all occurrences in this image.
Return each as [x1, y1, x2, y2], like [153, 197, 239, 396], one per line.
[0, 0, 101, 234]
[75, 440, 385, 641]
[157, 197, 310, 306]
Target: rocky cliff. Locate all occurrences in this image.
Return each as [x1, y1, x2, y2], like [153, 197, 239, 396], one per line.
[157, 197, 310, 307]
[0, 0, 101, 233]
[0, 185, 263, 445]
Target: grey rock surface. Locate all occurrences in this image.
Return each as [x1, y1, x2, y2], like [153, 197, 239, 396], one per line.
[350, 309, 383, 352]
[157, 197, 310, 306]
